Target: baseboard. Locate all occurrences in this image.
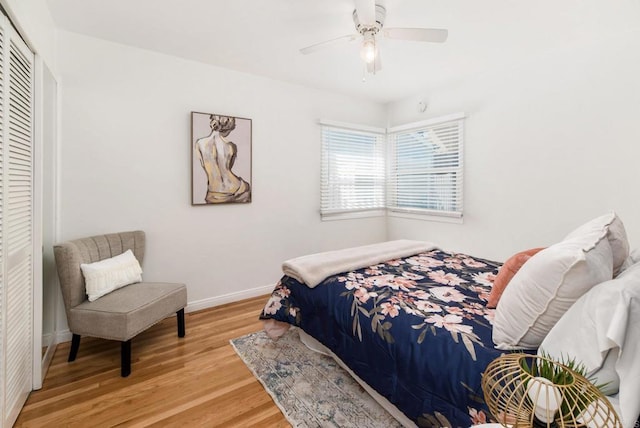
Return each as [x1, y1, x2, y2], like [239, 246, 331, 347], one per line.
[185, 284, 275, 313]
[42, 333, 53, 347]
[56, 330, 73, 343]
[41, 337, 57, 385]
[54, 284, 276, 343]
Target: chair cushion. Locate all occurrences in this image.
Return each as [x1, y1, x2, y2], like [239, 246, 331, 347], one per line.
[69, 282, 187, 341]
[54, 231, 146, 309]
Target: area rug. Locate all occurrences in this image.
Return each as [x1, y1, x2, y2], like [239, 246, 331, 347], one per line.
[230, 328, 403, 428]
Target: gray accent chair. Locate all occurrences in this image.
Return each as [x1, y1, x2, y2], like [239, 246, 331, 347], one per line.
[53, 231, 187, 377]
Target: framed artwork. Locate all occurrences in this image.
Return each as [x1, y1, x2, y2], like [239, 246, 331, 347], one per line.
[191, 111, 252, 205]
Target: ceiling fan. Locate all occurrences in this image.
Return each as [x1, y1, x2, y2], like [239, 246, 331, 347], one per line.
[300, 0, 448, 74]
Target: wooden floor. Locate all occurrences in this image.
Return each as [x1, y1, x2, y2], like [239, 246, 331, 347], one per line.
[15, 295, 291, 427]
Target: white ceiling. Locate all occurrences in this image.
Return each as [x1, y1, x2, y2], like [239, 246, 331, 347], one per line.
[45, 0, 639, 104]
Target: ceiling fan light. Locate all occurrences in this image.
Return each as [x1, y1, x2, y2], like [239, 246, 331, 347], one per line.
[360, 36, 377, 64]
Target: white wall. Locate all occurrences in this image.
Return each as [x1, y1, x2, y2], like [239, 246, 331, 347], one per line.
[57, 31, 387, 314]
[386, 26, 640, 261]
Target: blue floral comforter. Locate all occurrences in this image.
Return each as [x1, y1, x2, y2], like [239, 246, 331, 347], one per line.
[260, 249, 504, 427]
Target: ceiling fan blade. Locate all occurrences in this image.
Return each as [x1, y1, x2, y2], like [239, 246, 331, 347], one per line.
[384, 28, 448, 43]
[354, 0, 376, 25]
[300, 34, 359, 55]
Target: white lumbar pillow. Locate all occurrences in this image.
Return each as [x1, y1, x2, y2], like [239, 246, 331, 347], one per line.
[81, 249, 143, 302]
[492, 224, 613, 350]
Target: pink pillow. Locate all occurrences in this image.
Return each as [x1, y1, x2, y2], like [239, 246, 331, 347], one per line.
[487, 248, 545, 308]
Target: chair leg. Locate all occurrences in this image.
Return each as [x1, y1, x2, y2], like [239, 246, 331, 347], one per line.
[177, 308, 185, 338]
[68, 334, 81, 362]
[121, 340, 131, 377]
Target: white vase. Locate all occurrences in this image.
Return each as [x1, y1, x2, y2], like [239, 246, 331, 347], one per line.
[527, 376, 562, 424]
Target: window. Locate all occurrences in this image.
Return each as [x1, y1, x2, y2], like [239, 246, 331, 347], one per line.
[387, 113, 464, 218]
[320, 122, 385, 218]
[320, 114, 464, 221]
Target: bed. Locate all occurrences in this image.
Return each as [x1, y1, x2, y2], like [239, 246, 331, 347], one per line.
[260, 245, 504, 427]
[259, 213, 640, 428]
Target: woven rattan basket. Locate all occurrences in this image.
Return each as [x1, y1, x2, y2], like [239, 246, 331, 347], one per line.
[481, 353, 621, 427]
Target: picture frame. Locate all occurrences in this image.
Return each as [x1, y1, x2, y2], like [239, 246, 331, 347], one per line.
[191, 111, 252, 205]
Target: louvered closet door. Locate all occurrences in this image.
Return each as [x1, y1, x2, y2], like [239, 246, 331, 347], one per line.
[0, 15, 34, 428]
[0, 19, 5, 428]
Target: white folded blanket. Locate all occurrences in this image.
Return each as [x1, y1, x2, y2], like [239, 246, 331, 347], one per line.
[282, 240, 436, 288]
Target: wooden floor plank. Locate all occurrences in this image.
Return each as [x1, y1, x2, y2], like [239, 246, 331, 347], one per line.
[15, 295, 291, 428]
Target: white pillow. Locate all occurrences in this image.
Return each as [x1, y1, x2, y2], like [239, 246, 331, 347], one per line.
[589, 349, 620, 396]
[81, 249, 143, 301]
[564, 212, 629, 276]
[492, 226, 613, 350]
[539, 262, 640, 427]
[617, 248, 640, 276]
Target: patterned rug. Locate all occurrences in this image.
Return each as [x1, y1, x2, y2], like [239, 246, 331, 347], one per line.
[230, 328, 403, 428]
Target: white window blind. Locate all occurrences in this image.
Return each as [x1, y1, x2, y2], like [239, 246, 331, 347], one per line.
[320, 123, 385, 217]
[387, 113, 464, 218]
